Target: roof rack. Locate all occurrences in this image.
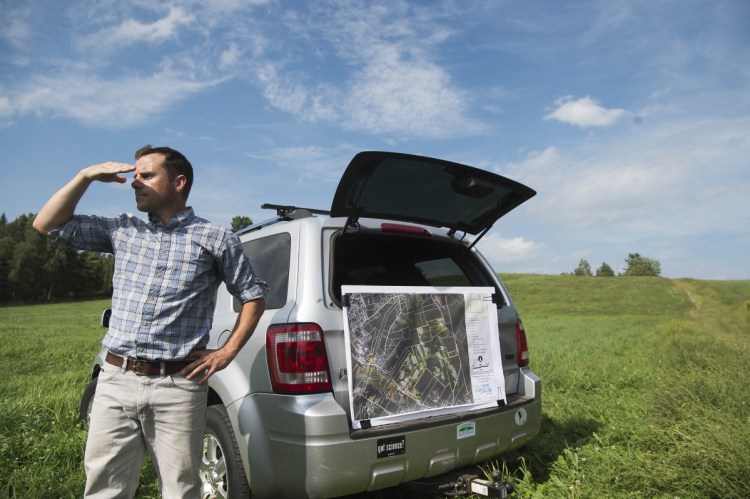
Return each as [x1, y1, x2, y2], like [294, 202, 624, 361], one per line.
[261, 203, 330, 217]
[233, 203, 330, 237]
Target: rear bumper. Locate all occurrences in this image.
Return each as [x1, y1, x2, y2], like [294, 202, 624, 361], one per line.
[229, 371, 541, 499]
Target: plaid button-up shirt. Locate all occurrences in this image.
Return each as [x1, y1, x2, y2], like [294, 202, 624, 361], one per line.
[53, 208, 268, 360]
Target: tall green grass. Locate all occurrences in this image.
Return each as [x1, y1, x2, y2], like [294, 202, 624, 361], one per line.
[497, 275, 750, 498]
[1, 277, 749, 498]
[0, 301, 106, 497]
[0, 300, 160, 498]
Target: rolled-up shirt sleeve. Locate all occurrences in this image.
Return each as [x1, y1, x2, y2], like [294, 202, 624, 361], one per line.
[50, 214, 120, 254]
[220, 233, 269, 303]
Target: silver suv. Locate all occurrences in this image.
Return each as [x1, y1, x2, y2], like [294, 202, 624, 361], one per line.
[82, 151, 541, 498]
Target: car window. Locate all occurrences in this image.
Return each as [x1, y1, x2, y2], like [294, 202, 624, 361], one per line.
[416, 258, 471, 287]
[241, 233, 291, 309]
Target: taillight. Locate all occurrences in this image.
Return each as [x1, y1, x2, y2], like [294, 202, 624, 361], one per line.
[266, 323, 332, 394]
[515, 318, 530, 367]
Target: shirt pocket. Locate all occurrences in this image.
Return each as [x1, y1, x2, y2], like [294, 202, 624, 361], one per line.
[167, 247, 214, 289]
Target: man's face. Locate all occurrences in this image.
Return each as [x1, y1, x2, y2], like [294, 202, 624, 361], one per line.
[131, 153, 185, 217]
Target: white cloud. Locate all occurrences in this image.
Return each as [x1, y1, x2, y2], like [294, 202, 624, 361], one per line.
[509, 146, 688, 235]
[253, 47, 483, 139]
[247, 1, 484, 139]
[535, 164, 679, 229]
[495, 118, 750, 275]
[544, 95, 626, 127]
[2, 1, 482, 139]
[255, 64, 318, 116]
[10, 70, 220, 128]
[511, 118, 750, 244]
[76, 6, 195, 53]
[476, 232, 559, 274]
[246, 144, 359, 182]
[0, 95, 14, 128]
[492, 146, 563, 191]
[219, 43, 243, 70]
[517, 146, 560, 170]
[203, 0, 271, 12]
[478, 233, 543, 263]
[1, 6, 33, 49]
[342, 50, 483, 138]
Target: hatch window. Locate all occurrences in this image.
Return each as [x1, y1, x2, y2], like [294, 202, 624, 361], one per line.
[331, 232, 495, 305]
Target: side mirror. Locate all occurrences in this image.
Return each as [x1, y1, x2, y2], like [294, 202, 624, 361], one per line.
[100, 308, 112, 328]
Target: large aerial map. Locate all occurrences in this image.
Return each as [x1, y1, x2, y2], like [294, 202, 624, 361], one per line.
[343, 286, 504, 428]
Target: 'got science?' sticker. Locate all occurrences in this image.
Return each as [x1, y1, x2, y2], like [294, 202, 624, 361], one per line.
[377, 436, 406, 458]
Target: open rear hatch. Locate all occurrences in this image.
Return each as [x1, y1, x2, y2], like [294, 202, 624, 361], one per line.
[331, 151, 536, 244]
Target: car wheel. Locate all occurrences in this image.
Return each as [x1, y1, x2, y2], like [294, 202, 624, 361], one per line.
[79, 377, 97, 426]
[201, 405, 250, 499]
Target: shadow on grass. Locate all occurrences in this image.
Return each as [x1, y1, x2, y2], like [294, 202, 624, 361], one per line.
[502, 413, 603, 483]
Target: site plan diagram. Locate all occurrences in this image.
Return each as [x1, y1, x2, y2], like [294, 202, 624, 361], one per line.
[342, 286, 506, 429]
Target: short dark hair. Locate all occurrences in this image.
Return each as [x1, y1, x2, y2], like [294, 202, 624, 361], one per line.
[135, 145, 193, 200]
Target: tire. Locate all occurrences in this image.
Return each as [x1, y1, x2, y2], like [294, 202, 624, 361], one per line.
[79, 377, 97, 426]
[201, 405, 251, 499]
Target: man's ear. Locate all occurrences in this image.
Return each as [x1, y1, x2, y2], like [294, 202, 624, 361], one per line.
[174, 174, 187, 193]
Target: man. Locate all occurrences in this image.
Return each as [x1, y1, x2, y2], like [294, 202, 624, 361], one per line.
[33, 145, 268, 498]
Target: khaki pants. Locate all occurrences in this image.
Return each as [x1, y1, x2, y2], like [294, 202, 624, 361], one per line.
[83, 362, 208, 498]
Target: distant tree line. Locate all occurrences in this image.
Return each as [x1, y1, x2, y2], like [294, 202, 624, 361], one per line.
[568, 253, 662, 277]
[0, 213, 113, 303]
[0, 213, 256, 304]
[2, 211, 661, 303]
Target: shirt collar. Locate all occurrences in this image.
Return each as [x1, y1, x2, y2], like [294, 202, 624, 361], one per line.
[148, 207, 195, 229]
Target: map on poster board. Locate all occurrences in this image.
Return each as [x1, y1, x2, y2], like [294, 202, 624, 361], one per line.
[342, 285, 506, 429]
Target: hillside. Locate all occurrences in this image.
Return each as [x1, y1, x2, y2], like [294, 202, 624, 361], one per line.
[1, 276, 749, 497]
[498, 274, 750, 498]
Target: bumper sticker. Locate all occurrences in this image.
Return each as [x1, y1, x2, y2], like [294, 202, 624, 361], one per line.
[515, 408, 528, 426]
[457, 422, 476, 439]
[377, 436, 406, 458]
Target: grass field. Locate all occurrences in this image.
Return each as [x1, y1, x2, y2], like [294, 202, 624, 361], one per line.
[499, 275, 750, 498]
[1, 276, 749, 498]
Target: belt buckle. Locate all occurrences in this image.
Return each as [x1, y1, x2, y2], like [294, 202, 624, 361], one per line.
[131, 360, 150, 376]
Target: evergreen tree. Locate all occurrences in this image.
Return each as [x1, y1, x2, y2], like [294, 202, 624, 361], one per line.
[0, 213, 115, 302]
[8, 220, 49, 300]
[573, 259, 593, 276]
[622, 252, 661, 276]
[0, 234, 14, 301]
[231, 216, 253, 232]
[596, 262, 615, 277]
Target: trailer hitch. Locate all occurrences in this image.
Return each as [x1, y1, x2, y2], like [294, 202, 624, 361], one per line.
[442, 470, 515, 498]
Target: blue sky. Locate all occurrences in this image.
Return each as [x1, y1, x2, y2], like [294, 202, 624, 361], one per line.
[1, 0, 748, 279]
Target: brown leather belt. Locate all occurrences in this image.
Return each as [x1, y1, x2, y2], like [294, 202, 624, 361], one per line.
[105, 351, 192, 376]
